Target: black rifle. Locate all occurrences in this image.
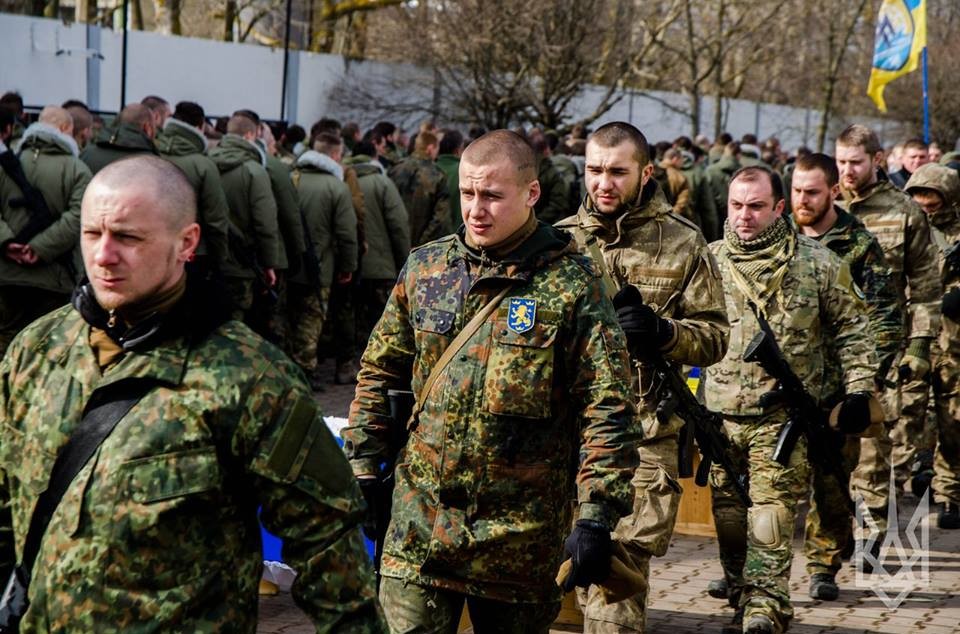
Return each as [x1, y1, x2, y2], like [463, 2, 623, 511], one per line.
[743, 308, 854, 511]
[226, 227, 278, 305]
[0, 150, 56, 245]
[369, 389, 414, 585]
[613, 286, 752, 508]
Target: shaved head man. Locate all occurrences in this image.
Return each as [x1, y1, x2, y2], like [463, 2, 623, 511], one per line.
[459, 130, 540, 247]
[80, 103, 159, 175]
[80, 156, 200, 312]
[1, 153, 384, 632]
[37, 106, 73, 137]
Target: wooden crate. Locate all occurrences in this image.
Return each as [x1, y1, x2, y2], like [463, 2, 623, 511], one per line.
[673, 454, 717, 537]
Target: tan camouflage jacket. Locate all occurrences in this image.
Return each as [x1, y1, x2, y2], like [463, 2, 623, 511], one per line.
[343, 223, 640, 602]
[704, 231, 878, 416]
[556, 181, 729, 439]
[0, 279, 384, 633]
[905, 164, 960, 359]
[841, 179, 942, 340]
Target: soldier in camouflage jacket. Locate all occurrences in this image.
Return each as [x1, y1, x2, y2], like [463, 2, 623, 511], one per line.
[0, 157, 385, 633]
[344, 131, 640, 632]
[704, 166, 877, 633]
[556, 122, 728, 633]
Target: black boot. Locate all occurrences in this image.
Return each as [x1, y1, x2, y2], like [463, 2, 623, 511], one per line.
[938, 502, 960, 529]
[744, 614, 775, 634]
[809, 572, 839, 600]
[707, 577, 729, 599]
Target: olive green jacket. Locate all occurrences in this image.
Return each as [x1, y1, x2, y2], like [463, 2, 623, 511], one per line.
[80, 122, 157, 176]
[349, 159, 410, 281]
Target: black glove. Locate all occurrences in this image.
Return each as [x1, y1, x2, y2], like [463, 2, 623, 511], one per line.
[943, 287, 960, 322]
[834, 391, 874, 435]
[560, 519, 612, 592]
[612, 287, 673, 353]
[358, 477, 380, 541]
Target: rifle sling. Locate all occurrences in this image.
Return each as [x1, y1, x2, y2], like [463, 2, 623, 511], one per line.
[411, 284, 515, 421]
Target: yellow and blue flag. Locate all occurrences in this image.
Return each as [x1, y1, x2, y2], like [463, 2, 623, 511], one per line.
[867, 0, 927, 112]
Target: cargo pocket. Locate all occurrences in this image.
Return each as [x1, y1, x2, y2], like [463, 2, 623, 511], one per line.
[484, 319, 557, 418]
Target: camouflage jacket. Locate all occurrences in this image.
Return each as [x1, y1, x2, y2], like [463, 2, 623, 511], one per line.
[0, 123, 90, 294]
[798, 208, 903, 393]
[840, 179, 942, 340]
[556, 180, 729, 439]
[904, 164, 960, 359]
[343, 223, 640, 602]
[387, 154, 450, 248]
[0, 277, 385, 633]
[704, 228, 878, 416]
[535, 157, 573, 225]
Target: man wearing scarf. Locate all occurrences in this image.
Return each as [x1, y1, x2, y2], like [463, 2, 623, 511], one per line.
[703, 166, 878, 634]
[345, 130, 641, 632]
[557, 121, 729, 633]
[0, 156, 385, 632]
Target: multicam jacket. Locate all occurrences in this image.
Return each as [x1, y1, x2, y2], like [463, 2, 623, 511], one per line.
[905, 164, 960, 359]
[0, 277, 384, 633]
[556, 180, 729, 440]
[387, 154, 450, 247]
[343, 223, 640, 602]
[704, 232, 878, 415]
[797, 208, 904, 396]
[840, 179, 942, 340]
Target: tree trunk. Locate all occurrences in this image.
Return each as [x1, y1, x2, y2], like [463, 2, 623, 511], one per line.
[131, 0, 144, 30]
[713, 0, 726, 140]
[224, 0, 236, 41]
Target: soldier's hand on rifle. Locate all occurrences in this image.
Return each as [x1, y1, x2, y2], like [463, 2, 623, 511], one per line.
[558, 519, 612, 591]
[898, 337, 932, 383]
[829, 391, 881, 435]
[612, 286, 674, 353]
[357, 475, 380, 541]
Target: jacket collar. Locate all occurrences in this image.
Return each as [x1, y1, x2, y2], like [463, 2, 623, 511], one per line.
[20, 121, 80, 157]
[571, 179, 672, 247]
[296, 150, 344, 181]
[161, 117, 208, 152]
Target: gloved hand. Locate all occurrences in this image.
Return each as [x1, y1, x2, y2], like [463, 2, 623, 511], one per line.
[559, 519, 612, 592]
[943, 287, 960, 322]
[830, 391, 876, 435]
[898, 338, 931, 383]
[612, 286, 674, 353]
[358, 476, 380, 541]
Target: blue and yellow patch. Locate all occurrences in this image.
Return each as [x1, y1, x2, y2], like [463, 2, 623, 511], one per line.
[507, 298, 537, 334]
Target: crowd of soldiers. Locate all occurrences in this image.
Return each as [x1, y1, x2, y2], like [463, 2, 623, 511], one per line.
[2, 86, 960, 634]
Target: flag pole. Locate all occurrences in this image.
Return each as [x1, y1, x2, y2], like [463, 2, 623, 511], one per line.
[921, 46, 930, 143]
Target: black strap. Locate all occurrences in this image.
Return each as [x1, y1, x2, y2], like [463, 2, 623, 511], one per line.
[18, 380, 151, 580]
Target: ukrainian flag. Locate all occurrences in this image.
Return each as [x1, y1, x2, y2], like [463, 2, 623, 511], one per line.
[867, 0, 927, 113]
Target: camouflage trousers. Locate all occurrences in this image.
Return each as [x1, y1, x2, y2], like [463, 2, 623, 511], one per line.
[577, 434, 682, 633]
[378, 576, 559, 634]
[224, 276, 254, 322]
[710, 412, 809, 633]
[804, 435, 861, 575]
[890, 373, 936, 484]
[0, 286, 69, 357]
[287, 284, 330, 375]
[931, 355, 960, 506]
[320, 280, 359, 364]
[357, 279, 396, 346]
[247, 273, 288, 350]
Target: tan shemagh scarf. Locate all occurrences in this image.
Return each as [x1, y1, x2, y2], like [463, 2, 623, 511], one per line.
[723, 216, 795, 317]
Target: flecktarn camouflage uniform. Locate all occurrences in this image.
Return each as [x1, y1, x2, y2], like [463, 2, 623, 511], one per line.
[343, 222, 641, 630]
[704, 218, 877, 632]
[0, 278, 385, 633]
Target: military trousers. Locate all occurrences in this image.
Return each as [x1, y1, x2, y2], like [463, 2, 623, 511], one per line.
[890, 372, 936, 484]
[804, 434, 860, 575]
[320, 279, 359, 365]
[224, 276, 254, 322]
[287, 284, 330, 375]
[357, 279, 395, 346]
[247, 272, 288, 350]
[710, 412, 809, 633]
[932, 354, 960, 506]
[577, 434, 682, 633]
[379, 576, 559, 634]
[0, 286, 69, 357]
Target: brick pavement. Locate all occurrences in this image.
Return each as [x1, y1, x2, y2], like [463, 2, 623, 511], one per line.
[258, 374, 960, 633]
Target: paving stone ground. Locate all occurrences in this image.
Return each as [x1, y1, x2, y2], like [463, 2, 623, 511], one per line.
[258, 372, 960, 633]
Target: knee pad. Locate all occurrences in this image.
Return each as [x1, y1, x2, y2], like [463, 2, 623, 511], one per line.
[748, 504, 790, 548]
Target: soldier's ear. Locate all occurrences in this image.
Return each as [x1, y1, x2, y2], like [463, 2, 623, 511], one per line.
[178, 222, 201, 263]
